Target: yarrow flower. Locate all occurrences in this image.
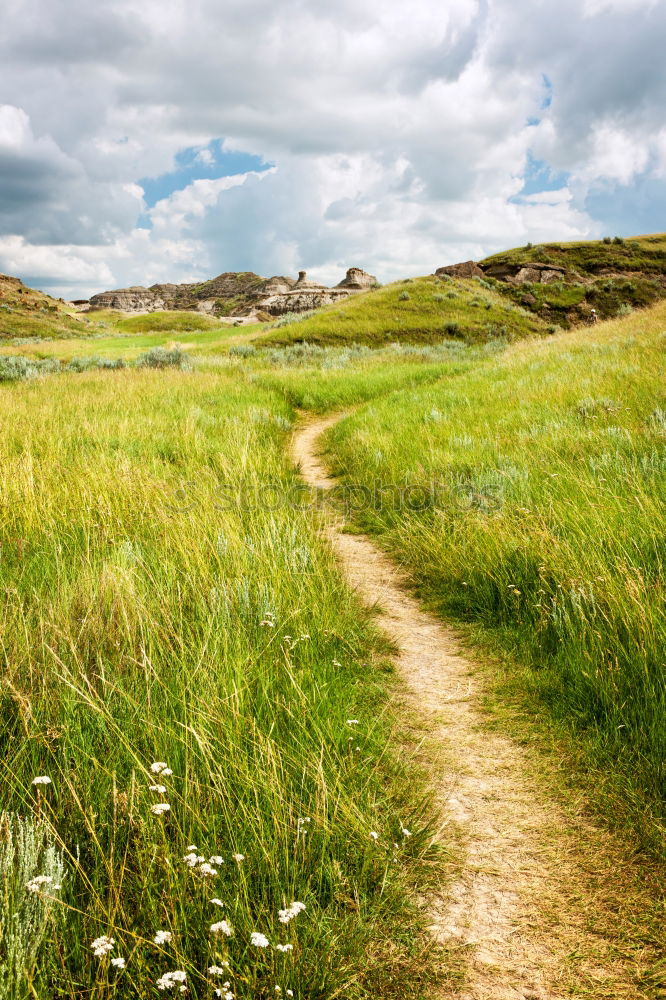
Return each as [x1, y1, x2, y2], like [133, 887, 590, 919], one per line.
[150, 762, 173, 776]
[250, 932, 270, 948]
[110, 956, 126, 969]
[91, 935, 115, 958]
[232, 853, 245, 863]
[210, 920, 233, 937]
[156, 970, 187, 991]
[208, 965, 229, 976]
[278, 902, 306, 925]
[154, 930, 173, 945]
[150, 784, 167, 794]
[26, 875, 54, 893]
[401, 828, 412, 838]
[210, 898, 224, 907]
[346, 720, 359, 726]
[275, 943, 294, 953]
[31, 776, 52, 786]
[369, 831, 379, 841]
[208, 856, 224, 865]
[151, 803, 171, 816]
[198, 863, 218, 878]
[183, 852, 205, 866]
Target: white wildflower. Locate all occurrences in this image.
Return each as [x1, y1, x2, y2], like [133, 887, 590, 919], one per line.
[232, 853, 245, 863]
[260, 619, 275, 627]
[278, 902, 306, 924]
[401, 828, 412, 838]
[150, 784, 167, 794]
[369, 831, 379, 841]
[224, 993, 233, 1000]
[161, 768, 173, 776]
[111, 957, 126, 969]
[210, 920, 233, 937]
[156, 970, 187, 991]
[26, 875, 53, 893]
[346, 720, 359, 726]
[287, 992, 294, 997]
[151, 803, 171, 816]
[208, 965, 228, 976]
[150, 762, 168, 774]
[250, 932, 270, 948]
[210, 898, 224, 907]
[275, 943, 294, 953]
[183, 852, 205, 866]
[154, 930, 173, 945]
[31, 776, 52, 786]
[208, 855, 224, 865]
[91, 935, 115, 957]
[198, 863, 218, 878]
[186, 844, 198, 851]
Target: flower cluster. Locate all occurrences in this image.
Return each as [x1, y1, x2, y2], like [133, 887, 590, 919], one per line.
[154, 930, 173, 945]
[183, 850, 222, 878]
[150, 762, 174, 776]
[210, 920, 233, 937]
[91, 935, 115, 958]
[26, 874, 57, 894]
[156, 969, 187, 992]
[278, 901, 306, 925]
[31, 776, 52, 786]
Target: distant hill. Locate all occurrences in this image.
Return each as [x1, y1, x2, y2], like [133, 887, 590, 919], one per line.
[0, 274, 94, 341]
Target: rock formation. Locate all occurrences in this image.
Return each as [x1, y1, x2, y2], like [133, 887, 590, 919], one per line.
[481, 261, 567, 284]
[435, 261, 485, 280]
[88, 267, 377, 317]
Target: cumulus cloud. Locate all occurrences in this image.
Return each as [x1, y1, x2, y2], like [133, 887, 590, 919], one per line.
[0, 0, 664, 297]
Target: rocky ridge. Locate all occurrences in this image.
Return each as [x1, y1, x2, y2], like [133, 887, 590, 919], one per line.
[88, 267, 377, 318]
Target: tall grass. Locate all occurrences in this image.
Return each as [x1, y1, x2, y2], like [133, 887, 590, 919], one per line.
[0, 370, 445, 998]
[324, 305, 666, 854]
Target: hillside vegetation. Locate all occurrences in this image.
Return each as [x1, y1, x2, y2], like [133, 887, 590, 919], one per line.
[481, 233, 666, 326]
[0, 275, 98, 340]
[261, 275, 549, 347]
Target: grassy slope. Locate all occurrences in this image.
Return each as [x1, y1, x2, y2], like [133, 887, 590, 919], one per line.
[481, 233, 666, 325]
[260, 275, 549, 347]
[0, 276, 100, 340]
[321, 301, 666, 856]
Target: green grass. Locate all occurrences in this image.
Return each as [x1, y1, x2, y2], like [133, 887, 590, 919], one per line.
[321, 301, 666, 856]
[0, 370, 450, 999]
[260, 276, 549, 347]
[481, 233, 666, 325]
[480, 232, 666, 276]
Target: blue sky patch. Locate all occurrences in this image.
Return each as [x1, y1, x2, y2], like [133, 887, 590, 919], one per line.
[511, 151, 570, 202]
[139, 141, 273, 208]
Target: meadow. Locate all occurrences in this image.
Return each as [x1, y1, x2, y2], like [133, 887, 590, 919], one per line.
[318, 304, 666, 854]
[1, 272, 665, 997]
[0, 370, 448, 999]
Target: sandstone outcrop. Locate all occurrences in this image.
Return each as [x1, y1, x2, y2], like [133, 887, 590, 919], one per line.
[481, 261, 567, 284]
[88, 267, 377, 317]
[435, 261, 485, 279]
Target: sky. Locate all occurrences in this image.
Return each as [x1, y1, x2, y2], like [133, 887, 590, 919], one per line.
[0, 0, 664, 299]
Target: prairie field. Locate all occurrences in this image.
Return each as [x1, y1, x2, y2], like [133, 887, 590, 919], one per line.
[0, 370, 448, 999]
[0, 286, 664, 998]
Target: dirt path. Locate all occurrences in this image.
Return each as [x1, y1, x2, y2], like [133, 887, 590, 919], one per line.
[291, 413, 644, 1000]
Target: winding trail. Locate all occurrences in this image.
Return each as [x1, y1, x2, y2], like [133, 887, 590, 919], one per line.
[292, 413, 641, 1000]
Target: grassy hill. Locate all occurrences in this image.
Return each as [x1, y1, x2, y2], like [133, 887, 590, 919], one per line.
[260, 274, 549, 347]
[0, 274, 99, 340]
[480, 233, 666, 326]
